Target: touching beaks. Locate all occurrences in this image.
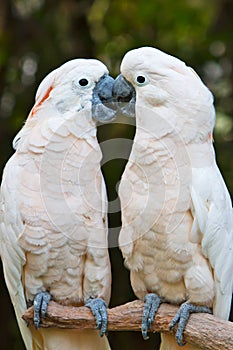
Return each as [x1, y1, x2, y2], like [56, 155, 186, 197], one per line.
[92, 73, 136, 123]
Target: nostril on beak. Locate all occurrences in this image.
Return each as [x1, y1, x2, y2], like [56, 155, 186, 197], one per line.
[98, 92, 109, 103]
[116, 92, 133, 103]
[98, 91, 114, 104]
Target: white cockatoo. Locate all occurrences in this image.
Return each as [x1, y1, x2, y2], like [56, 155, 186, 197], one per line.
[113, 47, 233, 349]
[0, 59, 116, 350]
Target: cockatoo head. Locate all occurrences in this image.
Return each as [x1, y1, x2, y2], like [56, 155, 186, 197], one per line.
[113, 47, 215, 141]
[30, 58, 116, 122]
[13, 59, 117, 149]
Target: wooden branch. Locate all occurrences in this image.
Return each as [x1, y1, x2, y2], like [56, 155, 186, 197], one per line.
[22, 300, 233, 350]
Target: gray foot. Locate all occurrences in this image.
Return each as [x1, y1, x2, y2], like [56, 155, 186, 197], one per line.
[85, 298, 108, 337]
[142, 293, 163, 340]
[33, 291, 51, 329]
[169, 302, 212, 346]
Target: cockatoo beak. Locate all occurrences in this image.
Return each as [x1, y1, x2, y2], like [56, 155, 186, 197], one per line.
[92, 74, 117, 123]
[112, 74, 136, 117]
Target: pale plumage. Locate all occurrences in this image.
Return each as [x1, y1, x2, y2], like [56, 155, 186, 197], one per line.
[0, 59, 114, 350]
[114, 47, 233, 349]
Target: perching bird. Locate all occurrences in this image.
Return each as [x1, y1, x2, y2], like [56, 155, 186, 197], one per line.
[0, 59, 115, 350]
[113, 47, 233, 349]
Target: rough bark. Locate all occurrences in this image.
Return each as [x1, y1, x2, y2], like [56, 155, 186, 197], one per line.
[22, 300, 233, 350]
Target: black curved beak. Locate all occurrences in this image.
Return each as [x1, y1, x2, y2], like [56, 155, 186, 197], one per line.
[112, 74, 136, 117]
[92, 74, 117, 123]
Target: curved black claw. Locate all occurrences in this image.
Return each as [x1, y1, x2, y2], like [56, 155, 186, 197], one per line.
[169, 302, 212, 346]
[33, 291, 51, 329]
[142, 293, 163, 340]
[85, 298, 108, 337]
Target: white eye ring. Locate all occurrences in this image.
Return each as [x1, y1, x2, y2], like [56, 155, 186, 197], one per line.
[74, 77, 93, 89]
[135, 74, 149, 86]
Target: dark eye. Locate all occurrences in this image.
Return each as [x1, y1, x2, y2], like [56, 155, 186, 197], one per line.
[135, 74, 148, 86]
[78, 78, 89, 86]
[136, 76, 146, 84]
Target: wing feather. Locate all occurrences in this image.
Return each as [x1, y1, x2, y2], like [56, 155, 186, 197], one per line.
[0, 155, 33, 349]
[191, 163, 233, 319]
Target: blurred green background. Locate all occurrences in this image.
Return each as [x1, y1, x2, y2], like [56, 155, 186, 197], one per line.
[0, 0, 232, 349]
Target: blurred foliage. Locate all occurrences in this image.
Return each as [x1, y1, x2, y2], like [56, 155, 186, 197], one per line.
[0, 0, 232, 349]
